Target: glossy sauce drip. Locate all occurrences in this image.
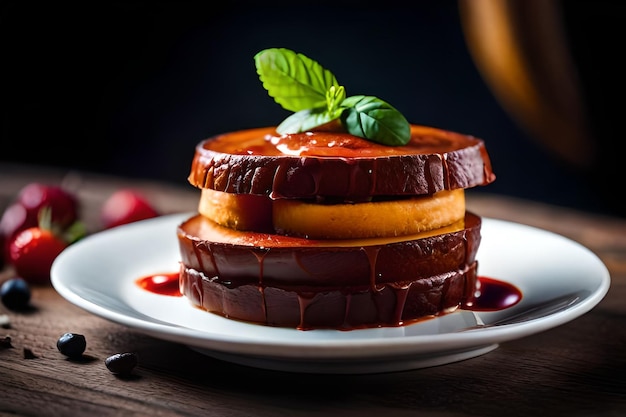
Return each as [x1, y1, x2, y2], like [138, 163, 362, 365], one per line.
[252, 249, 269, 318]
[392, 285, 411, 325]
[463, 276, 522, 311]
[136, 272, 181, 297]
[361, 246, 382, 291]
[296, 293, 315, 329]
[251, 249, 268, 286]
[138, 273, 522, 317]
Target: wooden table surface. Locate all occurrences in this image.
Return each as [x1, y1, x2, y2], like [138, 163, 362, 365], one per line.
[1, 162, 625, 417]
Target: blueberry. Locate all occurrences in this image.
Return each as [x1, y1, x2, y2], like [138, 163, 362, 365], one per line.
[1, 278, 31, 310]
[56, 332, 86, 358]
[105, 352, 138, 375]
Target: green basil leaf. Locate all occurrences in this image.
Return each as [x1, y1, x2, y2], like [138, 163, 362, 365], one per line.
[340, 95, 411, 146]
[255, 48, 411, 146]
[254, 48, 339, 112]
[326, 85, 346, 114]
[276, 107, 342, 134]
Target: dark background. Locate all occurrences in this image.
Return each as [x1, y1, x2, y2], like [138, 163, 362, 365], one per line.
[1, 1, 624, 217]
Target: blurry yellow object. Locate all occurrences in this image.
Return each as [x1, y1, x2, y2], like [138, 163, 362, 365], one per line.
[458, 0, 595, 169]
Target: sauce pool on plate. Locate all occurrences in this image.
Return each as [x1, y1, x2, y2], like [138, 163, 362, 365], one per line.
[135, 272, 522, 315]
[136, 272, 181, 297]
[463, 276, 522, 311]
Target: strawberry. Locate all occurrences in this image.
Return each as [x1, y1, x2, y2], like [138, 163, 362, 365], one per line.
[9, 226, 68, 285]
[17, 183, 79, 229]
[7, 207, 86, 285]
[100, 189, 160, 229]
[1, 183, 80, 263]
[0, 202, 36, 263]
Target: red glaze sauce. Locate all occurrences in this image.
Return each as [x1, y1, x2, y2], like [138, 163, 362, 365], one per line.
[136, 273, 521, 314]
[188, 126, 496, 201]
[202, 126, 489, 158]
[463, 276, 522, 311]
[136, 272, 181, 297]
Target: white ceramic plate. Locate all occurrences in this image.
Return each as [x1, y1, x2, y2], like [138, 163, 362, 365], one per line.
[51, 213, 610, 374]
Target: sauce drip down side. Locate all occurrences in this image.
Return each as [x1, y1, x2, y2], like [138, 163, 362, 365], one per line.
[136, 272, 521, 328]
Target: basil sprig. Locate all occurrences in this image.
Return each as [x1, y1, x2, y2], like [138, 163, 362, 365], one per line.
[254, 48, 411, 146]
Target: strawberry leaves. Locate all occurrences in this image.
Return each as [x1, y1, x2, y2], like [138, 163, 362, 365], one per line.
[2, 183, 159, 285]
[254, 48, 411, 146]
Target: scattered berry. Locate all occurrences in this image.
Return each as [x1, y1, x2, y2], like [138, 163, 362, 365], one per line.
[9, 227, 68, 284]
[101, 189, 159, 229]
[17, 183, 79, 229]
[0, 278, 31, 310]
[0, 336, 12, 349]
[56, 332, 87, 358]
[0, 183, 81, 264]
[105, 352, 138, 375]
[23, 347, 37, 359]
[0, 203, 35, 262]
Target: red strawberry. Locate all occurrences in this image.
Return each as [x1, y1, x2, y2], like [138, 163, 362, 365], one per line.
[9, 226, 68, 285]
[0, 202, 37, 262]
[1, 183, 80, 264]
[100, 189, 160, 229]
[17, 183, 79, 229]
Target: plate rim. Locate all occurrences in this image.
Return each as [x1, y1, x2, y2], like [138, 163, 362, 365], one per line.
[50, 212, 611, 362]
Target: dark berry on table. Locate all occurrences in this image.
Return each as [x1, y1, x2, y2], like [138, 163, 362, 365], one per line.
[23, 347, 37, 359]
[105, 352, 138, 375]
[56, 333, 86, 358]
[1, 336, 13, 349]
[0, 278, 31, 310]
